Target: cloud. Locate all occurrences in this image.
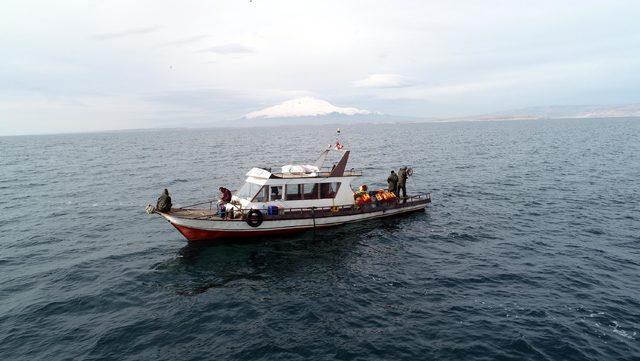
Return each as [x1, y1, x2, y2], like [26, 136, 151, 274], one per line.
[155, 35, 210, 48]
[90, 26, 163, 40]
[382, 80, 513, 100]
[379, 58, 627, 101]
[0, 94, 161, 135]
[4, 1, 640, 135]
[198, 43, 255, 54]
[352, 74, 412, 88]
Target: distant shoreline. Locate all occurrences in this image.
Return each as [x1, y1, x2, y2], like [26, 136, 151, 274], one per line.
[2, 115, 639, 138]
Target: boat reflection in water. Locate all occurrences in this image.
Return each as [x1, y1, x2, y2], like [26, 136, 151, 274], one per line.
[156, 214, 419, 296]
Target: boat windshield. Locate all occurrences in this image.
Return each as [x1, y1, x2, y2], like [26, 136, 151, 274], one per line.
[235, 181, 263, 200]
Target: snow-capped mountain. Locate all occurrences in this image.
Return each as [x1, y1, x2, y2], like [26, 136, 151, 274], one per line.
[244, 97, 371, 119]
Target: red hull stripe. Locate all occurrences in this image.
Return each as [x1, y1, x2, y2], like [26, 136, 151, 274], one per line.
[171, 223, 307, 241]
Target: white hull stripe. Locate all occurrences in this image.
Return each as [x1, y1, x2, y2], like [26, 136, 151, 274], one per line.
[162, 204, 426, 232]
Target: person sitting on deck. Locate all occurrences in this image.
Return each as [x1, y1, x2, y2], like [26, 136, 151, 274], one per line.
[387, 170, 399, 196]
[156, 189, 172, 212]
[219, 187, 232, 203]
[216, 187, 233, 219]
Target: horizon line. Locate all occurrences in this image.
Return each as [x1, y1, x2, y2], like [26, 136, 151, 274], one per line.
[2, 115, 639, 138]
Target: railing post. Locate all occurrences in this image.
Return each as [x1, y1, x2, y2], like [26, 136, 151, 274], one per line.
[312, 206, 316, 231]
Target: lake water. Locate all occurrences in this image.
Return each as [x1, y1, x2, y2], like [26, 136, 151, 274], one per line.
[1, 118, 639, 360]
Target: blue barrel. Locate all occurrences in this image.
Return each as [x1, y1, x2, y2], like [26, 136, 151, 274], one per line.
[267, 205, 278, 215]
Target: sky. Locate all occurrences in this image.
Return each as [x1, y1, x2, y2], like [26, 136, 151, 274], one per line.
[1, 0, 640, 135]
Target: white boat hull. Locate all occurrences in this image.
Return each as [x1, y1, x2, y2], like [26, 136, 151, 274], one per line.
[159, 201, 427, 242]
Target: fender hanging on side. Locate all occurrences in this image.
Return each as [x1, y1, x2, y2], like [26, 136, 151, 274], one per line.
[246, 209, 264, 227]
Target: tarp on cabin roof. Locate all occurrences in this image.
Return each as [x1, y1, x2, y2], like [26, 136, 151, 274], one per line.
[281, 164, 320, 174]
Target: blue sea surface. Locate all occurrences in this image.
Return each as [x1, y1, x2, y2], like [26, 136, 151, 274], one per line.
[1, 118, 639, 360]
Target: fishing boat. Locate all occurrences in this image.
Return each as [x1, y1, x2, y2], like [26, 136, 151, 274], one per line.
[147, 141, 431, 242]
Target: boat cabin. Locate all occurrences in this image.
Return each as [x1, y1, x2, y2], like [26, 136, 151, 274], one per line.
[232, 150, 360, 209]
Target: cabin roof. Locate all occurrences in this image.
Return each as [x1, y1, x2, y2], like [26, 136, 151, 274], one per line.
[245, 174, 359, 186]
[244, 149, 357, 183]
[270, 170, 361, 179]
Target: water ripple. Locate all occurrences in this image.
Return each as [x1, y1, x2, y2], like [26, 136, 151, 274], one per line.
[1, 120, 640, 360]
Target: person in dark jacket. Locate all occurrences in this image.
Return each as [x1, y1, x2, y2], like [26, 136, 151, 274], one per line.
[398, 167, 408, 199]
[387, 170, 399, 195]
[156, 189, 172, 212]
[219, 187, 232, 203]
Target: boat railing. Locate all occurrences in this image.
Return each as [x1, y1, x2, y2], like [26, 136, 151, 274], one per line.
[176, 192, 431, 220]
[179, 199, 218, 211]
[318, 166, 362, 176]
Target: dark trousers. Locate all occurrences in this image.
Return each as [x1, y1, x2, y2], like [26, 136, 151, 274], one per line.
[398, 183, 406, 199]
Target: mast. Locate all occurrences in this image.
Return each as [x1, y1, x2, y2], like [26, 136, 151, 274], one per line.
[329, 151, 350, 177]
[313, 149, 330, 169]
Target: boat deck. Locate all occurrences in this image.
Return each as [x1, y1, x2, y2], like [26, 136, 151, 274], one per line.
[168, 193, 431, 221]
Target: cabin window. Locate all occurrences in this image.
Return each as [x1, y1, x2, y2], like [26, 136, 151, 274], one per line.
[252, 185, 269, 202]
[270, 186, 283, 201]
[285, 184, 303, 200]
[320, 182, 341, 198]
[236, 182, 263, 200]
[304, 183, 320, 199]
